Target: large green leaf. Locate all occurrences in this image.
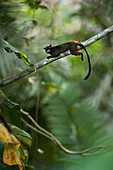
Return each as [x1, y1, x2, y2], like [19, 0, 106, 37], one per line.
[41, 81, 113, 169]
[0, 91, 32, 147]
[0, 91, 21, 127]
[0, 38, 36, 70]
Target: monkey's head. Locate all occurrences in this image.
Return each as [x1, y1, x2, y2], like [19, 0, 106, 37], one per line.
[44, 44, 52, 54]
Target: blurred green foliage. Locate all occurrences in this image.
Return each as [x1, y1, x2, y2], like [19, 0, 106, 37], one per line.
[0, 0, 113, 169]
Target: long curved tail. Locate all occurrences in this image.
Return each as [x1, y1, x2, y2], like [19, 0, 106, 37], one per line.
[77, 43, 91, 80]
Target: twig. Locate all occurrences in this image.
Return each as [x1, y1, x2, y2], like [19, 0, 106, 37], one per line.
[0, 25, 113, 87]
[21, 118, 52, 141]
[21, 109, 108, 155]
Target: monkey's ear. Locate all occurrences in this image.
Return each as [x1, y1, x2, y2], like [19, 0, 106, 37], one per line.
[49, 44, 52, 48]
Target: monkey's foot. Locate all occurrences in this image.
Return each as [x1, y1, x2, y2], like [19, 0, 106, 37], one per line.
[81, 56, 85, 62]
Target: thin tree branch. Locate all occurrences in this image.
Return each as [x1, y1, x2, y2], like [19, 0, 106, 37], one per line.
[21, 118, 52, 141]
[21, 109, 108, 155]
[0, 25, 113, 87]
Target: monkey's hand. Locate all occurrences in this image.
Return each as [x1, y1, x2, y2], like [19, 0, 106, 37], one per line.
[47, 56, 51, 59]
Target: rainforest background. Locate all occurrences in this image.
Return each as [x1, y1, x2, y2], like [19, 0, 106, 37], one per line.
[0, 0, 113, 169]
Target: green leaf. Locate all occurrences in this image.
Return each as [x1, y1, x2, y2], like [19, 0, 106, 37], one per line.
[10, 124, 32, 147]
[0, 91, 21, 127]
[0, 38, 36, 70]
[0, 91, 32, 147]
[38, 5, 48, 10]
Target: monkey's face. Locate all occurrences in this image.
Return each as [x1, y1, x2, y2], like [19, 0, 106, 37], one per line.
[44, 45, 52, 54]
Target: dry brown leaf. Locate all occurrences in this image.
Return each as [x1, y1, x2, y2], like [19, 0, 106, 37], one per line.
[0, 124, 23, 170]
[3, 145, 21, 165]
[0, 124, 20, 146]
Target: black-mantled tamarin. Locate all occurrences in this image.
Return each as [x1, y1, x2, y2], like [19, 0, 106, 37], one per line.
[44, 41, 91, 80]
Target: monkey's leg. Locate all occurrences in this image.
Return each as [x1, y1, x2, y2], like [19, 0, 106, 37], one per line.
[70, 51, 84, 61]
[78, 51, 84, 61]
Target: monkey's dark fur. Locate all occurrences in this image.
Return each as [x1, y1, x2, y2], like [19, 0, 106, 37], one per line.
[44, 41, 91, 80]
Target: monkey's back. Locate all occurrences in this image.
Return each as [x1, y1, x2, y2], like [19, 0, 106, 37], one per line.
[51, 41, 79, 56]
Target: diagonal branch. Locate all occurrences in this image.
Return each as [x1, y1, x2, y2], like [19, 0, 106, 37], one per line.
[0, 25, 113, 87]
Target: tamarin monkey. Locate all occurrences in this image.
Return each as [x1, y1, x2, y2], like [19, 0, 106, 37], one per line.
[44, 41, 91, 80]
